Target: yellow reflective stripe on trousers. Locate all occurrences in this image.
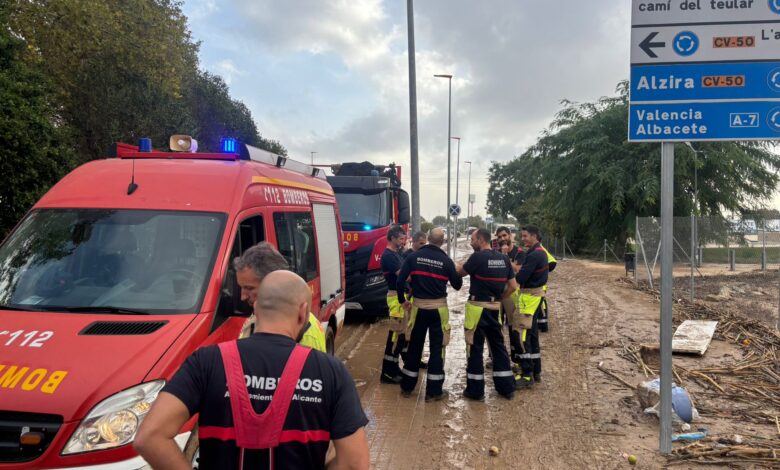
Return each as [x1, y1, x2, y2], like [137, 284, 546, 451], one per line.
[464, 303, 484, 330]
[387, 294, 404, 319]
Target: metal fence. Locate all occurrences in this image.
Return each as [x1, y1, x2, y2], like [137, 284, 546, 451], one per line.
[635, 215, 780, 329]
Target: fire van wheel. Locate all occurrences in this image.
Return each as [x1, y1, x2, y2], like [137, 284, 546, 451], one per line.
[183, 427, 200, 469]
[326, 325, 335, 355]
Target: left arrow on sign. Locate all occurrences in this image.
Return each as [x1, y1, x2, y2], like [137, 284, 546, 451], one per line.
[639, 32, 665, 58]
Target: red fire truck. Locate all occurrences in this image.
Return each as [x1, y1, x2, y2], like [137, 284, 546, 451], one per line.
[326, 162, 410, 316]
[0, 137, 345, 468]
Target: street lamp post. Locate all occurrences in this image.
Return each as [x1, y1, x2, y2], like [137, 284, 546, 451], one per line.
[434, 73, 453, 252]
[406, 0, 421, 233]
[452, 136, 461, 241]
[464, 160, 472, 220]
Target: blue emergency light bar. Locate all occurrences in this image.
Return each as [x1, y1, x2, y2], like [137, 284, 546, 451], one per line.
[220, 137, 238, 154]
[363, 225, 372, 231]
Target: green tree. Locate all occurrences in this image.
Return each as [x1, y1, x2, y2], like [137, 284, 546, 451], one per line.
[185, 71, 286, 154]
[0, 5, 75, 237]
[11, 0, 199, 162]
[431, 215, 448, 226]
[488, 82, 780, 252]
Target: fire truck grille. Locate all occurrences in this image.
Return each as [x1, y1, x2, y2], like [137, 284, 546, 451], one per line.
[0, 411, 62, 462]
[344, 244, 373, 294]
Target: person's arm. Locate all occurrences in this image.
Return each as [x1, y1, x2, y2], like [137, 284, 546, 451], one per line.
[502, 277, 518, 299]
[456, 263, 468, 277]
[397, 257, 412, 305]
[327, 428, 370, 470]
[515, 252, 540, 287]
[133, 392, 192, 470]
[447, 258, 463, 290]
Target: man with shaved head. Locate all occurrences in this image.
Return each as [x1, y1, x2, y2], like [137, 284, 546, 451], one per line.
[396, 227, 461, 401]
[136, 271, 369, 469]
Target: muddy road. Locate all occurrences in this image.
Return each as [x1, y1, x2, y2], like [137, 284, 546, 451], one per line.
[335, 250, 676, 469]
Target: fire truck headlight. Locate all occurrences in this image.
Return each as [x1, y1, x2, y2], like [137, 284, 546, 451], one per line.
[62, 380, 165, 455]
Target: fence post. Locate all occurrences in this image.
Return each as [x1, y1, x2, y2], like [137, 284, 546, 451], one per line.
[762, 229, 767, 272]
[690, 215, 695, 303]
[563, 236, 567, 260]
[698, 246, 703, 267]
[604, 239, 607, 263]
[729, 249, 735, 271]
[634, 216, 639, 285]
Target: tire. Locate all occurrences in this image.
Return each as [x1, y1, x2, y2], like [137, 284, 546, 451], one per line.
[326, 325, 336, 355]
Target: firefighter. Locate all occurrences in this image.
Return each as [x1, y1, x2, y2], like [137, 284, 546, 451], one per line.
[135, 271, 370, 469]
[397, 228, 462, 401]
[495, 226, 520, 262]
[235, 242, 327, 352]
[537, 242, 557, 333]
[457, 228, 516, 400]
[511, 225, 549, 388]
[379, 225, 408, 384]
[410, 231, 428, 252]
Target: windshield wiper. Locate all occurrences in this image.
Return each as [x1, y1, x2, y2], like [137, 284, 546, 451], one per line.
[57, 306, 151, 315]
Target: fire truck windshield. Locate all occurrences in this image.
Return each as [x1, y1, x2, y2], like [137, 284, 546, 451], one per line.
[0, 209, 225, 314]
[335, 191, 391, 229]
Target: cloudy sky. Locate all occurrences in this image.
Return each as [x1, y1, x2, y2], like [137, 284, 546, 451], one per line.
[182, 0, 631, 220]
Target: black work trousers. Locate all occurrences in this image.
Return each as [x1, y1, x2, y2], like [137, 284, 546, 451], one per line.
[381, 331, 405, 379]
[538, 296, 549, 332]
[465, 309, 515, 397]
[509, 307, 542, 379]
[401, 308, 445, 397]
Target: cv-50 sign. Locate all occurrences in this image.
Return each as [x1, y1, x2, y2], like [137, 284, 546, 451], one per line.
[629, 0, 780, 141]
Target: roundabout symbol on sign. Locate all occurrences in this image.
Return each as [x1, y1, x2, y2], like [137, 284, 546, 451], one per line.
[769, 69, 780, 93]
[770, 0, 780, 15]
[769, 108, 780, 132]
[672, 31, 699, 57]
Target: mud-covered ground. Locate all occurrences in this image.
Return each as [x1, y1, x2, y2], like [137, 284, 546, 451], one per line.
[335, 251, 778, 469]
[672, 270, 780, 328]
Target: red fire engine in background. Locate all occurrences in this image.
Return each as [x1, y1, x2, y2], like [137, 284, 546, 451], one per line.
[325, 162, 410, 316]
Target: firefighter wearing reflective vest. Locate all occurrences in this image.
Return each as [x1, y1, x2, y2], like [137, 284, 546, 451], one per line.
[457, 228, 517, 400]
[135, 271, 370, 470]
[511, 225, 549, 388]
[397, 227, 462, 401]
[380, 225, 408, 384]
[537, 244, 557, 333]
[235, 242, 327, 352]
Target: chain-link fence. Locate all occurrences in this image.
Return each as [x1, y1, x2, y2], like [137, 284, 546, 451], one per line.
[635, 215, 780, 329]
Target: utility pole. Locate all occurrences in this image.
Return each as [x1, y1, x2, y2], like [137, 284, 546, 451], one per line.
[406, 0, 421, 233]
[310, 151, 317, 165]
[465, 161, 472, 220]
[434, 73, 453, 253]
[452, 136, 461, 246]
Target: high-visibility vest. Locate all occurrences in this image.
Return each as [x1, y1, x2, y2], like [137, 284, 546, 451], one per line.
[217, 341, 311, 449]
[300, 313, 327, 352]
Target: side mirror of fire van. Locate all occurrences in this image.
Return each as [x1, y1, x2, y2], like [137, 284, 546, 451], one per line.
[397, 190, 410, 225]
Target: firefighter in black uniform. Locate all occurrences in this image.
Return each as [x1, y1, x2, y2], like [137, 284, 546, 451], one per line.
[379, 225, 407, 384]
[512, 225, 549, 388]
[457, 228, 517, 400]
[397, 228, 462, 401]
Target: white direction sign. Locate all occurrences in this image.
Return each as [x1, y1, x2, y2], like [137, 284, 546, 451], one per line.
[448, 204, 461, 217]
[633, 0, 780, 25]
[632, 23, 780, 64]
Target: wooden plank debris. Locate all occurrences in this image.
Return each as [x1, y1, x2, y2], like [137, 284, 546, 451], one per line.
[672, 320, 718, 355]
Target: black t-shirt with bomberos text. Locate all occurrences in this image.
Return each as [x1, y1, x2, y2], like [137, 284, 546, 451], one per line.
[163, 333, 368, 470]
[463, 249, 513, 300]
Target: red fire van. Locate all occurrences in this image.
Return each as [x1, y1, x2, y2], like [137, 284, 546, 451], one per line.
[0, 137, 345, 468]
